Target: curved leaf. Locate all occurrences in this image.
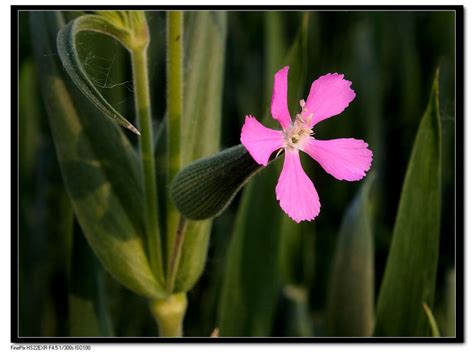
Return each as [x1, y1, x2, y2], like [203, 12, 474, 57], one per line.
[57, 14, 140, 134]
[30, 11, 165, 299]
[217, 164, 283, 336]
[423, 302, 440, 337]
[374, 70, 442, 336]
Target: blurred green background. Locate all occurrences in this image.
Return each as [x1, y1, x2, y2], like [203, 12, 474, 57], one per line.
[18, 10, 456, 337]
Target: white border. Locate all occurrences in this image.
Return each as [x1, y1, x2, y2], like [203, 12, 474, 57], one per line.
[3, 1, 471, 352]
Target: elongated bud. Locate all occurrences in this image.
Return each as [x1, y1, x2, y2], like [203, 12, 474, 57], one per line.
[171, 145, 265, 220]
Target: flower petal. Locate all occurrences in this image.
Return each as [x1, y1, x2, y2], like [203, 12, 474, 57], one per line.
[276, 150, 320, 223]
[241, 115, 285, 166]
[303, 73, 356, 127]
[302, 137, 373, 181]
[271, 66, 292, 129]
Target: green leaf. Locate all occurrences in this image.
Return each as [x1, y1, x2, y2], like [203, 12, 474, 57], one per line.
[180, 11, 227, 166]
[19, 92, 75, 336]
[171, 145, 263, 220]
[374, 70, 442, 336]
[285, 13, 309, 116]
[30, 11, 165, 299]
[264, 12, 286, 96]
[172, 11, 228, 292]
[218, 13, 310, 337]
[56, 13, 142, 134]
[278, 218, 315, 287]
[326, 174, 375, 337]
[217, 165, 284, 336]
[69, 227, 114, 336]
[19, 59, 42, 178]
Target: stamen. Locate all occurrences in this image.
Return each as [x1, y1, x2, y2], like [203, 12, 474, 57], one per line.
[295, 113, 305, 125]
[284, 104, 315, 150]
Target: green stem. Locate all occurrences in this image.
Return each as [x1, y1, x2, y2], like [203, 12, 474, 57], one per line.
[167, 11, 183, 182]
[423, 302, 441, 337]
[150, 292, 187, 337]
[131, 46, 164, 283]
[166, 11, 184, 288]
[166, 216, 187, 293]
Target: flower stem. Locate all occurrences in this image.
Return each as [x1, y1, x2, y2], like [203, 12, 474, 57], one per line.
[131, 45, 164, 284]
[165, 11, 184, 292]
[166, 216, 187, 293]
[167, 10, 182, 183]
[150, 292, 187, 337]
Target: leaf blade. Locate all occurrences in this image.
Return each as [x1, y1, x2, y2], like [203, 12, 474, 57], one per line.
[326, 174, 375, 337]
[217, 166, 283, 336]
[69, 227, 114, 336]
[172, 11, 228, 292]
[30, 11, 165, 299]
[56, 14, 139, 134]
[374, 71, 442, 336]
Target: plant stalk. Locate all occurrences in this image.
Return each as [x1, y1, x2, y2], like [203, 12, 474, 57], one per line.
[166, 11, 184, 289]
[150, 292, 188, 337]
[166, 12, 183, 181]
[166, 216, 187, 293]
[131, 45, 164, 283]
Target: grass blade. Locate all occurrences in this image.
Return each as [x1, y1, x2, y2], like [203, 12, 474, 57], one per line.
[69, 227, 114, 336]
[326, 174, 375, 336]
[422, 302, 440, 337]
[30, 11, 165, 299]
[173, 12, 228, 292]
[374, 70, 442, 336]
[217, 168, 283, 336]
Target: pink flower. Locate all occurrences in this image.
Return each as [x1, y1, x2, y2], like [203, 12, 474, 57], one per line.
[240, 66, 373, 223]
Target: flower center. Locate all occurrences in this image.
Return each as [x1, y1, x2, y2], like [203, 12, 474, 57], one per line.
[284, 123, 313, 150]
[284, 100, 313, 150]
